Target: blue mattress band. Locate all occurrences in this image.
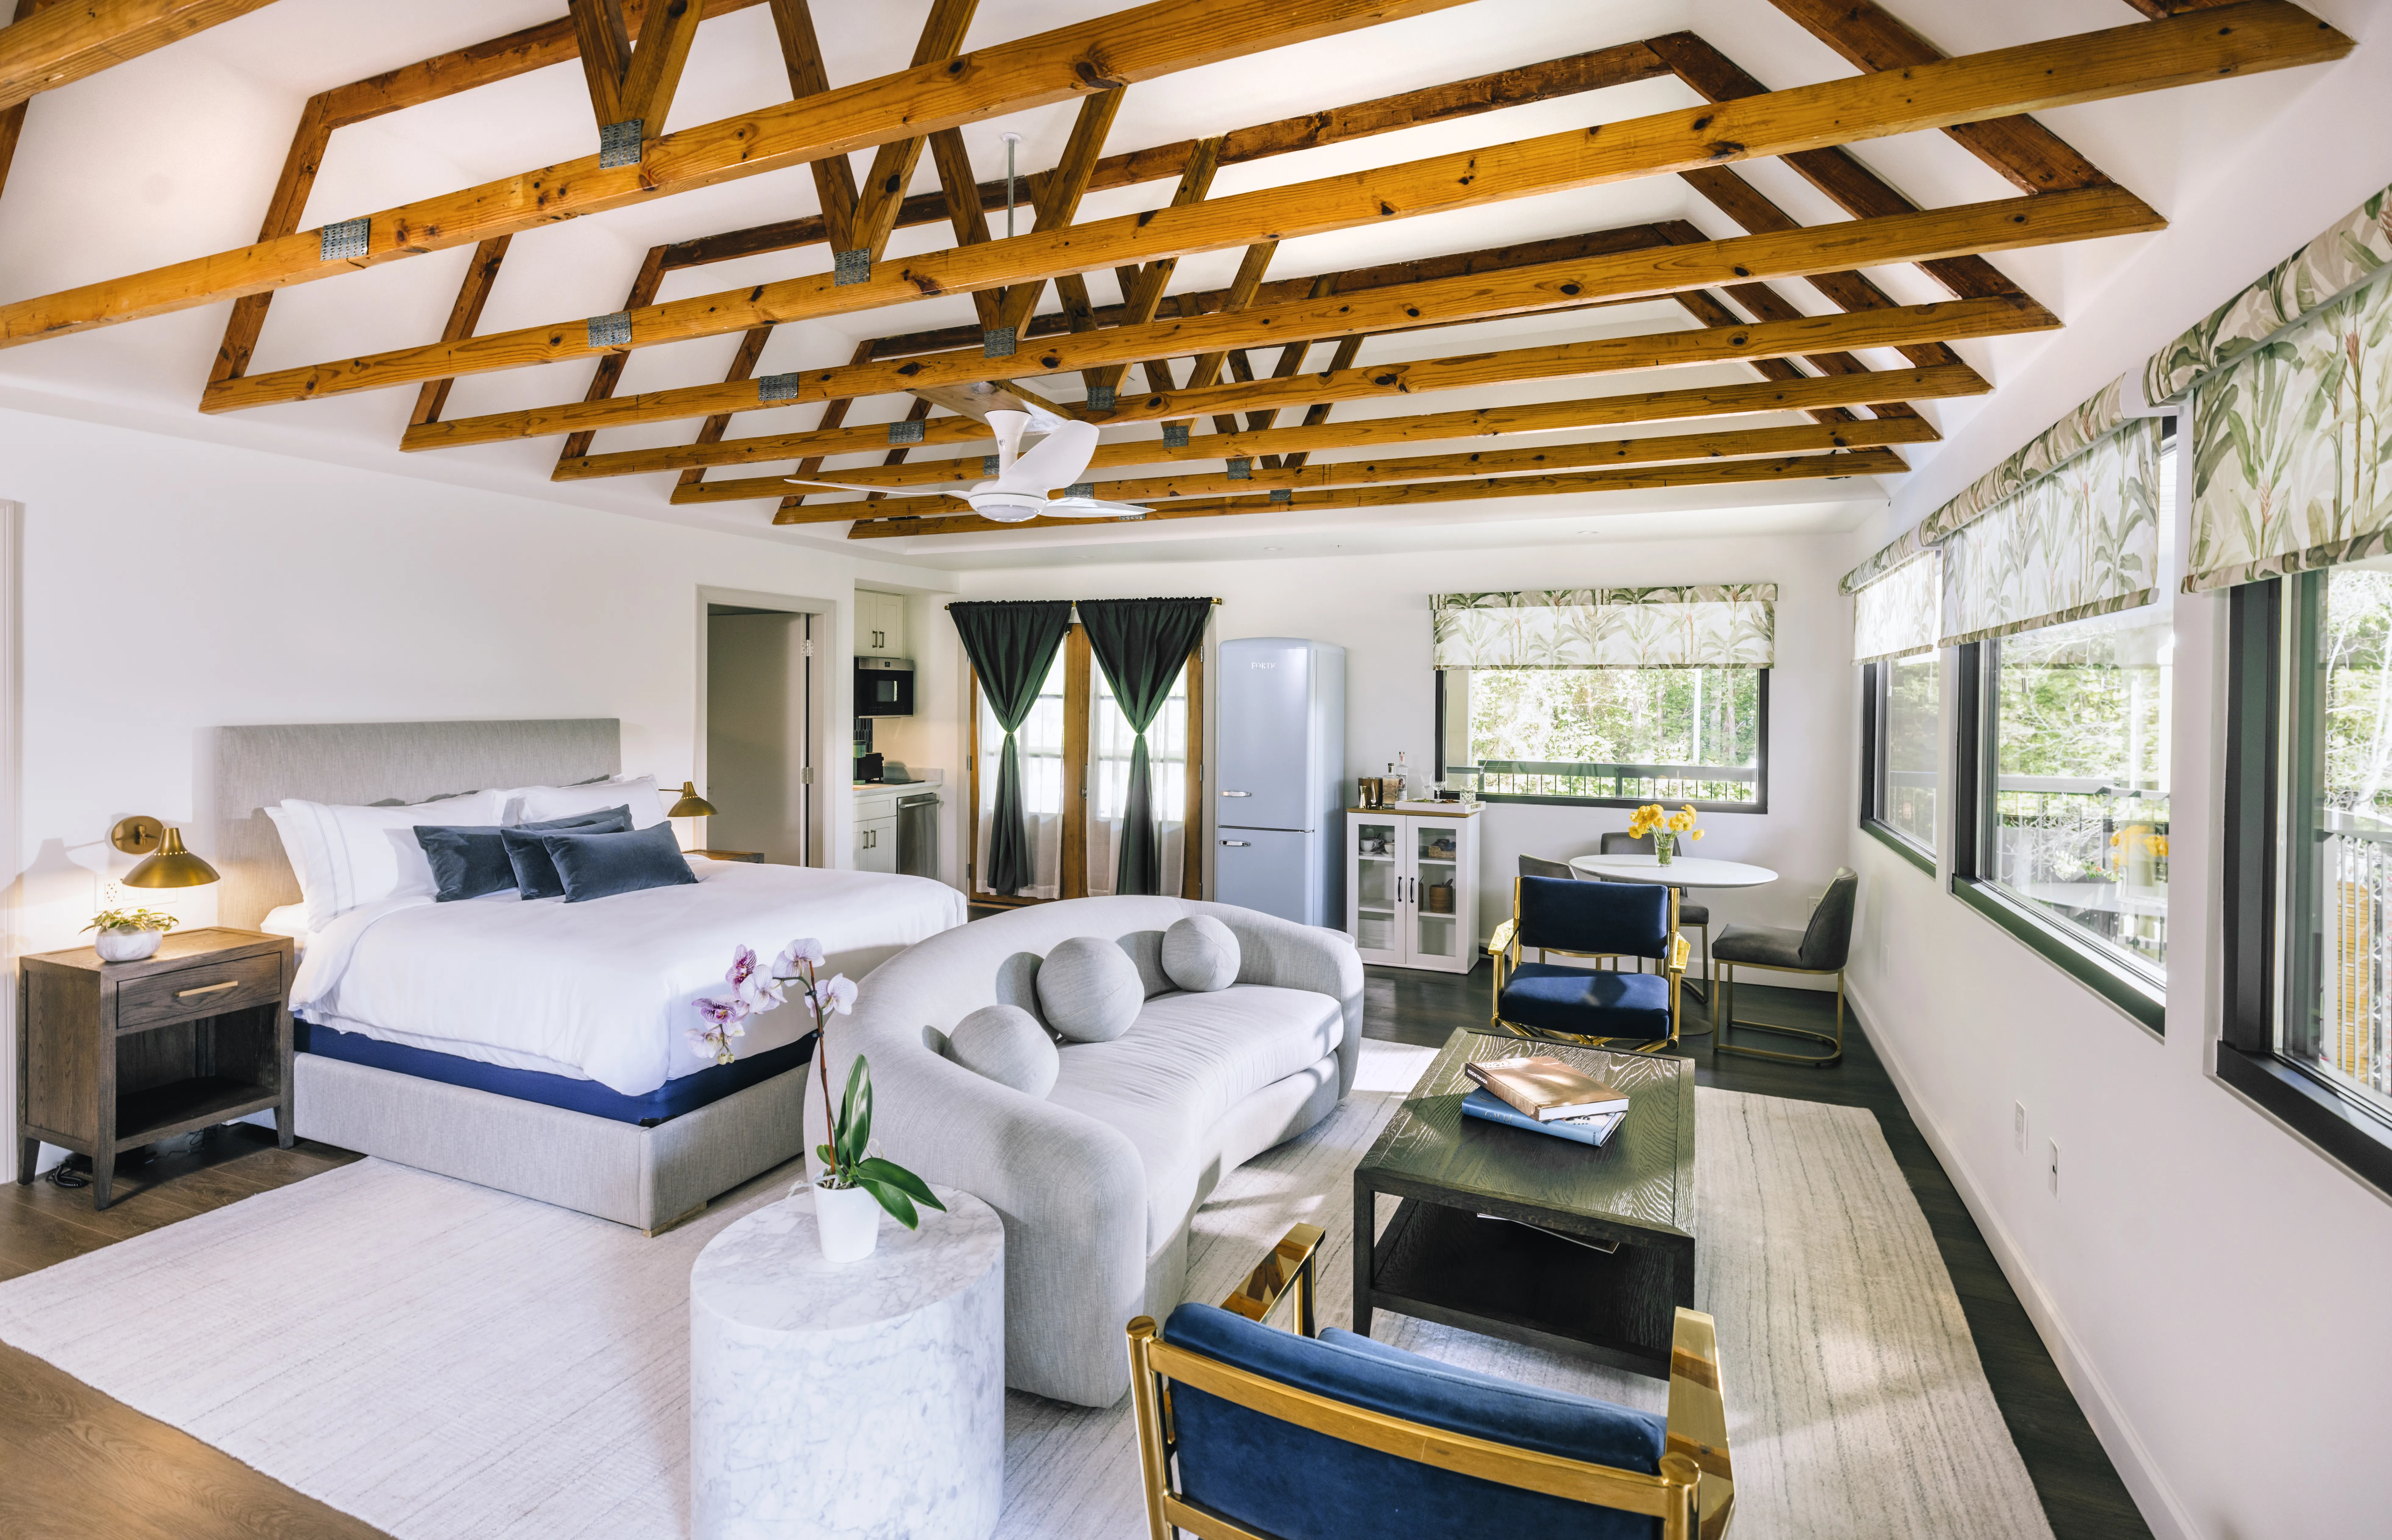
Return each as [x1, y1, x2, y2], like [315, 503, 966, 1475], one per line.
[296, 1020, 814, 1126]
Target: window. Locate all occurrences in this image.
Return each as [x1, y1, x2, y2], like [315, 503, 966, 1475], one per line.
[1861, 652, 1938, 865]
[2221, 569, 2392, 1195]
[1436, 665, 1767, 810]
[1953, 602, 2172, 1031]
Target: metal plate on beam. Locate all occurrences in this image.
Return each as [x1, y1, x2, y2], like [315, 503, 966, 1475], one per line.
[1226, 458, 1253, 481]
[1066, 483, 1094, 498]
[983, 456, 1001, 476]
[833, 250, 872, 286]
[757, 373, 803, 404]
[1162, 423, 1190, 448]
[319, 218, 369, 263]
[1086, 386, 1116, 410]
[587, 313, 633, 349]
[599, 119, 644, 169]
[887, 420, 925, 445]
[982, 328, 1017, 359]
[1269, 488, 1292, 504]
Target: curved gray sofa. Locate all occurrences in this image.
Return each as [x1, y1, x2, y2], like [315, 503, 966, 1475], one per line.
[810, 896, 1363, 1407]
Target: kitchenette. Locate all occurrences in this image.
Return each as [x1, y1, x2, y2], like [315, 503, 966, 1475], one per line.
[854, 587, 941, 880]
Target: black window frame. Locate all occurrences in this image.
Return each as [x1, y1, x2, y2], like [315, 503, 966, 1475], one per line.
[2218, 574, 2392, 1198]
[1859, 656, 1937, 874]
[1951, 637, 2168, 1034]
[1433, 665, 1769, 813]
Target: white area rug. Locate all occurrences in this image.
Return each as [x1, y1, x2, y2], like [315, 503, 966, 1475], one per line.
[0, 1041, 2051, 1540]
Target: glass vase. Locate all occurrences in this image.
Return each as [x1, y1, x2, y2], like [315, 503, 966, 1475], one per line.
[1654, 831, 1676, 866]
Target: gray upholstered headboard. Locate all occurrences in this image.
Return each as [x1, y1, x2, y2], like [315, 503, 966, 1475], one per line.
[212, 719, 621, 929]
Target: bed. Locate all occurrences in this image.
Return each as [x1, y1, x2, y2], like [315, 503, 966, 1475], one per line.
[213, 719, 965, 1232]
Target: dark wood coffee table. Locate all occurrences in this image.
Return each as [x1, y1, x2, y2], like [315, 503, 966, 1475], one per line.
[1353, 1027, 1695, 1378]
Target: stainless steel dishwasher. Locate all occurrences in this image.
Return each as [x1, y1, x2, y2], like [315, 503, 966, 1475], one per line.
[895, 790, 940, 878]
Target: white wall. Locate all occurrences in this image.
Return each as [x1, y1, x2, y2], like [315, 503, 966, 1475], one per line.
[1836, 22, 2392, 1540]
[0, 406, 955, 1153]
[954, 532, 1855, 972]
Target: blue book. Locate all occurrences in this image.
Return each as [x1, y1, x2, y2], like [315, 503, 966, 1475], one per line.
[1462, 1088, 1623, 1147]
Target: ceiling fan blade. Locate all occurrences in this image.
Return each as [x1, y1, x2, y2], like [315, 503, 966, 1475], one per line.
[1044, 497, 1154, 518]
[1005, 419, 1099, 492]
[782, 477, 980, 495]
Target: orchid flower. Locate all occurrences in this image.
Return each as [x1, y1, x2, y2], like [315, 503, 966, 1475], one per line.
[811, 974, 858, 1018]
[775, 937, 826, 977]
[691, 995, 750, 1067]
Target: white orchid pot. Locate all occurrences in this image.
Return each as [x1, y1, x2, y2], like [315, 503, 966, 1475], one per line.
[95, 929, 164, 962]
[812, 1181, 882, 1262]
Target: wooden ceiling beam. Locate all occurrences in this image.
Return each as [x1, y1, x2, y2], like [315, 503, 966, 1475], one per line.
[928, 126, 1000, 331]
[991, 88, 1129, 336]
[733, 416, 1937, 517]
[555, 244, 668, 463]
[3, 0, 1472, 346]
[653, 41, 1674, 272]
[195, 4, 2349, 414]
[568, 0, 634, 128]
[0, 0, 277, 112]
[845, 0, 979, 263]
[399, 187, 2137, 449]
[1086, 136, 1223, 395]
[845, 448, 1914, 538]
[409, 237, 513, 428]
[0, 0, 67, 207]
[768, 0, 858, 251]
[714, 364, 1987, 519]
[1766, 0, 2110, 192]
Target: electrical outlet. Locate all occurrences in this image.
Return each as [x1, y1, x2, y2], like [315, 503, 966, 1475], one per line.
[2013, 1102, 2028, 1155]
[2046, 1138, 2061, 1197]
[99, 878, 129, 912]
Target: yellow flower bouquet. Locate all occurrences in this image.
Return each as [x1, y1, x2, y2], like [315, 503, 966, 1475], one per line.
[1627, 802, 1704, 865]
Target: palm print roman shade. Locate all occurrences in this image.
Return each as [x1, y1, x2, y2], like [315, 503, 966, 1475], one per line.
[1850, 551, 1941, 663]
[2153, 186, 2392, 592]
[1431, 587, 1775, 669]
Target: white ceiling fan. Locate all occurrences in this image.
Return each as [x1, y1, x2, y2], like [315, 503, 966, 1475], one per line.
[784, 405, 1150, 523]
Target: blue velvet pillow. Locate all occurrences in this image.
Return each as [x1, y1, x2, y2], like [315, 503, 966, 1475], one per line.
[540, 820, 698, 903]
[498, 806, 634, 900]
[419, 807, 632, 902]
[1161, 1302, 1665, 1539]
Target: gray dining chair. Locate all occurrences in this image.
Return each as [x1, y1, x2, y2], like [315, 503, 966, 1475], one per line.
[1599, 831, 1712, 1023]
[1713, 867, 1858, 1067]
[1514, 854, 1579, 963]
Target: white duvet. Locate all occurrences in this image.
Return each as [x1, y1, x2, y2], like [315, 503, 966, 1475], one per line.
[290, 860, 965, 1096]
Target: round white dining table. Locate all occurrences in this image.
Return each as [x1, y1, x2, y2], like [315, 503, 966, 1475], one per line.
[1567, 853, 1778, 887]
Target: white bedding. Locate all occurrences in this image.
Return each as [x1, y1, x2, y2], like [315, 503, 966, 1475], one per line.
[289, 859, 965, 1096]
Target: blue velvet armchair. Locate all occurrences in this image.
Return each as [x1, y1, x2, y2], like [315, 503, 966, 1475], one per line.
[1488, 875, 1692, 1052]
[1127, 1224, 1735, 1539]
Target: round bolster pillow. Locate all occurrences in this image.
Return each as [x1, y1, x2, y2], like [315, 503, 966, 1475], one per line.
[945, 1003, 1059, 1098]
[1161, 914, 1241, 992]
[1036, 936, 1144, 1043]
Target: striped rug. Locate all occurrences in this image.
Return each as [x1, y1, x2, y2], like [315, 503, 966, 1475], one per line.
[0, 1040, 2051, 1539]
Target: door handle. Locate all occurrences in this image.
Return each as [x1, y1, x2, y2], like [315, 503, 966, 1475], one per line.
[174, 980, 242, 1000]
[1221, 840, 1250, 847]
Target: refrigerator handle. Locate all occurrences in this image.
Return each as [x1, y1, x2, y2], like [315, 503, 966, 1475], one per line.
[1221, 839, 1251, 847]
[1220, 789, 1251, 797]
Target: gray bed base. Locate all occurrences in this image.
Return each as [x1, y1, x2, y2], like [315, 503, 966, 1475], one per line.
[217, 719, 812, 1235]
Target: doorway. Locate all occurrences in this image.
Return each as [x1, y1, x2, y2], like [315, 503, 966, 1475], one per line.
[705, 604, 813, 863]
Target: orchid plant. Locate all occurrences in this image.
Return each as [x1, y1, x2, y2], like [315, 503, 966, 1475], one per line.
[690, 937, 944, 1230]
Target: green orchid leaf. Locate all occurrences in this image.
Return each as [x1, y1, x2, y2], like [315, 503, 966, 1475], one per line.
[853, 1157, 945, 1211]
[854, 1175, 920, 1229]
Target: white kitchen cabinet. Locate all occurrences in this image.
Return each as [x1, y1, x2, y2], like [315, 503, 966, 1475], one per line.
[856, 811, 898, 873]
[1345, 808, 1480, 973]
[857, 590, 906, 657]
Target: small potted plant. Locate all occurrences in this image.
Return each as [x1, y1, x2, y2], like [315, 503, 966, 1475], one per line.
[82, 907, 178, 962]
[692, 938, 944, 1262]
[1628, 802, 1705, 866]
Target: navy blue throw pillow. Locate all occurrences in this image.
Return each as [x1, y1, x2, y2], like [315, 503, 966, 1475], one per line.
[497, 806, 635, 900]
[419, 807, 633, 902]
[540, 821, 698, 903]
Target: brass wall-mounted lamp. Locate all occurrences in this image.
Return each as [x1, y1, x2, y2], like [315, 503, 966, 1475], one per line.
[665, 781, 717, 849]
[111, 816, 221, 889]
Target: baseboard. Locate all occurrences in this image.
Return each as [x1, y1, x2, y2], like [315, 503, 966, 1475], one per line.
[1845, 979, 2202, 1540]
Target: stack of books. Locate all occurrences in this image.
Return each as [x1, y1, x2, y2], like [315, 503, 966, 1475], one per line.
[1461, 1055, 1628, 1147]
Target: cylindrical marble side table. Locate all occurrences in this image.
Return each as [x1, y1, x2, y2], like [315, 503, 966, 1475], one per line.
[690, 1184, 1004, 1540]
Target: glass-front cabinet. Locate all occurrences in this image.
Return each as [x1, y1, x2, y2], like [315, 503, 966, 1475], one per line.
[1346, 809, 1481, 973]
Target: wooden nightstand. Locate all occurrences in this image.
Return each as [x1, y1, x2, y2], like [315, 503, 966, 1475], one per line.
[15, 927, 295, 1209]
[689, 849, 765, 863]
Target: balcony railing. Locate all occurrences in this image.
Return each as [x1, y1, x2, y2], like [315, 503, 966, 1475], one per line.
[1454, 759, 1758, 805]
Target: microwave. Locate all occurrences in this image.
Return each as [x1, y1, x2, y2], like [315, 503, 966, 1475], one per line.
[855, 656, 915, 716]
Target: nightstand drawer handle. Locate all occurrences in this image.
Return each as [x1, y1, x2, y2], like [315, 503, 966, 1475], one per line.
[173, 980, 242, 1000]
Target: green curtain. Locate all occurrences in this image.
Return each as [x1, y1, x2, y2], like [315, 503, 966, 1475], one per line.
[1079, 598, 1213, 896]
[949, 600, 1073, 896]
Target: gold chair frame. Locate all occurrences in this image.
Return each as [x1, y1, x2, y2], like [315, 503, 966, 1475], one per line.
[1487, 877, 1691, 1054]
[1713, 959, 1846, 1068]
[1127, 1224, 1735, 1540]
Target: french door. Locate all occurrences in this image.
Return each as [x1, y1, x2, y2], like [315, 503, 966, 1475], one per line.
[969, 624, 1205, 903]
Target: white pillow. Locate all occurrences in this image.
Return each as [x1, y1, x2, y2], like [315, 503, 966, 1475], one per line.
[266, 790, 506, 931]
[503, 775, 665, 830]
[1036, 937, 1144, 1043]
[1162, 915, 1241, 992]
[945, 1004, 1059, 1098]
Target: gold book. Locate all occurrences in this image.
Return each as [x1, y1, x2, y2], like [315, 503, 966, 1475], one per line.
[1464, 1055, 1629, 1122]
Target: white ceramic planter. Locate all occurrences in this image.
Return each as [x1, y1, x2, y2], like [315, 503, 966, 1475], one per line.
[94, 928, 165, 962]
[812, 1181, 883, 1263]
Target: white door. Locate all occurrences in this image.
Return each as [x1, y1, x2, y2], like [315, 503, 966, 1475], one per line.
[1348, 814, 1405, 965]
[1404, 816, 1470, 972]
[857, 813, 897, 873]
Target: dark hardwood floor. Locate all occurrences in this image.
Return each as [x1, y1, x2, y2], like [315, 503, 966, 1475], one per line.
[0, 970, 2150, 1540]
[1364, 962, 2153, 1540]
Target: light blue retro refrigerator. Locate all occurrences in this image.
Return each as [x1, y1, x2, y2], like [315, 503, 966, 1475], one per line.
[1213, 637, 1346, 926]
